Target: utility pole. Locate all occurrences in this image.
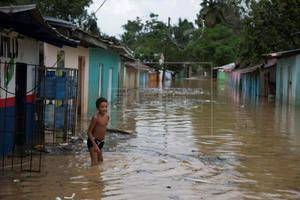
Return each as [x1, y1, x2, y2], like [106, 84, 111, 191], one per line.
[162, 17, 171, 85]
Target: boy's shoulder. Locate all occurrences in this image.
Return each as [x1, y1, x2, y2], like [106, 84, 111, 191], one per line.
[91, 114, 99, 121]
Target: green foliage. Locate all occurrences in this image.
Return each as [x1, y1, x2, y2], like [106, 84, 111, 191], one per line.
[187, 24, 239, 66]
[0, 0, 100, 35]
[121, 8, 240, 73]
[238, 0, 300, 65]
[196, 0, 243, 33]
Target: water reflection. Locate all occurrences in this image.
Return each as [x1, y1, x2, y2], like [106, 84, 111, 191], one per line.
[1, 79, 300, 199]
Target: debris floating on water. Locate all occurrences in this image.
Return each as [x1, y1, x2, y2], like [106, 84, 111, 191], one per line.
[183, 177, 213, 184]
[64, 193, 75, 199]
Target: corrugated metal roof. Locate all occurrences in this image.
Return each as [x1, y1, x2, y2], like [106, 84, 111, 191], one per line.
[234, 64, 262, 74]
[125, 61, 152, 71]
[44, 16, 76, 29]
[213, 62, 236, 71]
[263, 48, 300, 59]
[0, 4, 79, 47]
[44, 16, 109, 49]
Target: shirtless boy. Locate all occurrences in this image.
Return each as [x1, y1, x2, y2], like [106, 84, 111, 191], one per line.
[87, 98, 109, 165]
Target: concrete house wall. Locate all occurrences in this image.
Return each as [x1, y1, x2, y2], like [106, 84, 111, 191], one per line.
[43, 43, 89, 114]
[124, 66, 138, 90]
[0, 31, 39, 156]
[88, 48, 120, 114]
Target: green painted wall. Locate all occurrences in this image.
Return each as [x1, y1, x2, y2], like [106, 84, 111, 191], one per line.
[88, 48, 120, 114]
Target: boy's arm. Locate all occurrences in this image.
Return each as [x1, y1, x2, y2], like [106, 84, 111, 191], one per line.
[87, 116, 98, 149]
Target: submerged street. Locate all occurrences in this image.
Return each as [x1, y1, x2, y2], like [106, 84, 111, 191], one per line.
[1, 79, 300, 199]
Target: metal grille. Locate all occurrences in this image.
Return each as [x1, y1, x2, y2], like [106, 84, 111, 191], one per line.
[0, 61, 78, 172]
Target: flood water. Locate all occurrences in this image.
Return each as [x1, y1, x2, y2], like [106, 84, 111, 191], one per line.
[1, 79, 300, 200]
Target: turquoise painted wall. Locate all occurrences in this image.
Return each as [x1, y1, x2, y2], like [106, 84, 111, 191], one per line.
[88, 48, 120, 114]
[139, 71, 148, 88]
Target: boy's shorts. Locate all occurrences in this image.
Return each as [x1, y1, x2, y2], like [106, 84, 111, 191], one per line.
[87, 138, 105, 150]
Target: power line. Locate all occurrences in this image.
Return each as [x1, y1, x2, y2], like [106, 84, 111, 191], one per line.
[94, 0, 109, 14]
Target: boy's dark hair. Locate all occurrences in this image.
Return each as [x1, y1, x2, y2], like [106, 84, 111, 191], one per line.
[96, 97, 108, 108]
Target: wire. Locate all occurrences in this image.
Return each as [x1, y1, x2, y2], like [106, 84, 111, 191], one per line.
[0, 53, 64, 95]
[94, 0, 109, 14]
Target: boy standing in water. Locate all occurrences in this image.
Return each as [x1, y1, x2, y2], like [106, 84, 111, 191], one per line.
[87, 98, 109, 165]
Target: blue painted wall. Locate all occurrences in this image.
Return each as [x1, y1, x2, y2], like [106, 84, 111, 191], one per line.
[276, 54, 300, 105]
[88, 48, 121, 114]
[0, 103, 35, 157]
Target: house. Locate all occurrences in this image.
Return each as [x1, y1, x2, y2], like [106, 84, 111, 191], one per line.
[123, 61, 151, 90]
[138, 62, 151, 88]
[88, 37, 133, 114]
[214, 63, 236, 82]
[43, 16, 134, 115]
[176, 64, 192, 79]
[263, 49, 300, 105]
[123, 62, 139, 90]
[234, 65, 262, 97]
[0, 5, 78, 157]
[43, 17, 108, 116]
[149, 69, 159, 87]
[261, 56, 277, 99]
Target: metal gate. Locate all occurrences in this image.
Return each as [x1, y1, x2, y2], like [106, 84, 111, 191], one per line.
[0, 61, 78, 172]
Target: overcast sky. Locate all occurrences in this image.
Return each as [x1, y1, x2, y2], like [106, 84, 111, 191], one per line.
[88, 0, 201, 38]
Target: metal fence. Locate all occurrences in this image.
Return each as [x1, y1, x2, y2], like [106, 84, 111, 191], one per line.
[0, 61, 78, 172]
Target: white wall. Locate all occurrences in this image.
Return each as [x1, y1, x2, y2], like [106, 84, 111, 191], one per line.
[43, 43, 89, 114]
[0, 31, 39, 99]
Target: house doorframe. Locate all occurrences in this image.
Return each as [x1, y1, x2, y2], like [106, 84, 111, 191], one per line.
[15, 63, 27, 148]
[107, 68, 113, 102]
[77, 56, 85, 115]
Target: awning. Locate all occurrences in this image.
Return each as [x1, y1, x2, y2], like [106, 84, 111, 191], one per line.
[0, 4, 79, 47]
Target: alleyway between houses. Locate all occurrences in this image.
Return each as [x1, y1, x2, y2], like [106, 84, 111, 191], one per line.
[1, 79, 300, 200]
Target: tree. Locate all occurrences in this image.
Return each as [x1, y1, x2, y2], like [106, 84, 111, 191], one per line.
[238, 0, 300, 65]
[187, 24, 239, 66]
[195, 0, 244, 34]
[0, 0, 100, 35]
[121, 17, 144, 46]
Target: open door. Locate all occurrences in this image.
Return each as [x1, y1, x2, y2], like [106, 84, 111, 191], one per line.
[15, 63, 27, 150]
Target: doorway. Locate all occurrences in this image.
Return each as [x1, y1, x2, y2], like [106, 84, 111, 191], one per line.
[15, 63, 27, 147]
[77, 56, 85, 115]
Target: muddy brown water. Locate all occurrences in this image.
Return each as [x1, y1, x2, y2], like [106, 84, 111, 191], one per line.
[1, 79, 300, 200]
